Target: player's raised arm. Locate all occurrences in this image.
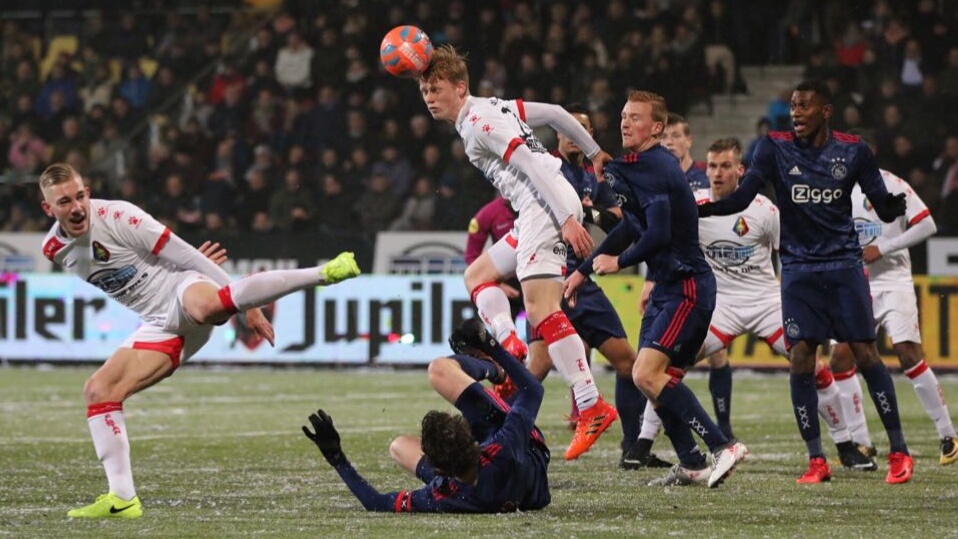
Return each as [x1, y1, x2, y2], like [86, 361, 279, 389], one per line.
[521, 101, 602, 159]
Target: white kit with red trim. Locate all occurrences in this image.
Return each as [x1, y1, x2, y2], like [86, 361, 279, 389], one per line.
[695, 189, 781, 300]
[454, 96, 580, 224]
[851, 169, 932, 291]
[42, 199, 180, 327]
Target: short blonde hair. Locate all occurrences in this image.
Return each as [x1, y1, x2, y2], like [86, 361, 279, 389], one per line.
[39, 163, 81, 190]
[627, 90, 668, 125]
[420, 44, 469, 87]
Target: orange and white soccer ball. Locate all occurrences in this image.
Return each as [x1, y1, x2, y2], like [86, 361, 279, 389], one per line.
[379, 25, 433, 78]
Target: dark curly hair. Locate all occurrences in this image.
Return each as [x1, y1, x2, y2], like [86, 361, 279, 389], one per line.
[420, 410, 480, 479]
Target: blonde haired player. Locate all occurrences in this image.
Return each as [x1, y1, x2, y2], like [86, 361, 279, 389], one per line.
[39, 163, 360, 518]
[418, 45, 617, 460]
[830, 131, 956, 465]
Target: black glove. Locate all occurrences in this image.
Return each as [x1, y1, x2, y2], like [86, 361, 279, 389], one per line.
[450, 317, 500, 356]
[878, 192, 907, 221]
[697, 202, 714, 218]
[302, 409, 345, 465]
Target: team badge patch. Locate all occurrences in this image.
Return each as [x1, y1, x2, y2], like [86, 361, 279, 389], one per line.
[830, 163, 847, 179]
[863, 197, 873, 212]
[92, 241, 111, 262]
[785, 318, 801, 339]
[732, 216, 749, 237]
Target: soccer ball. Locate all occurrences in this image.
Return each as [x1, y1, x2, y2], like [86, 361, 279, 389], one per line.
[379, 25, 433, 78]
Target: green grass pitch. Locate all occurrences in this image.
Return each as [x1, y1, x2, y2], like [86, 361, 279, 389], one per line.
[1, 367, 956, 539]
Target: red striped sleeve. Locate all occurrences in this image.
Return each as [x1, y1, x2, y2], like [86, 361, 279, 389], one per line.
[151, 227, 171, 255]
[515, 99, 526, 122]
[503, 137, 524, 163]
[908, 209, 930, 227]
[393, 490, 407, 512]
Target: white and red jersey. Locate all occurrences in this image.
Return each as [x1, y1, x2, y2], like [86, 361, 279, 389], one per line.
[455, 96, 580, 225]
[42, 199, 183, 327]
[851, 169, 930, 291]
[695, 189, 780, 301]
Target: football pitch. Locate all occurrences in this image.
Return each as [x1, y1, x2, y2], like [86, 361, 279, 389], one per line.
[1, 366, 957, 539]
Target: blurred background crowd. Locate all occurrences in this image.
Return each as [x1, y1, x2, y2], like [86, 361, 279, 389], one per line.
[1, 0, 957, 240]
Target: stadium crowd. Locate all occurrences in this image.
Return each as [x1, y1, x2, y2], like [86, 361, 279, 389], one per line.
[1, 0, 957, 239]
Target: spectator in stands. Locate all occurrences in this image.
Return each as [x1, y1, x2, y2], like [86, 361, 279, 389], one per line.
[269, 168, 315, 232]
[235, 168, 273, 231]
[767, 89, 792, 131]
[117, 62, 151, 110]
[900, 39, 928, 96]
[79, 62, 114, 113]
[389, 176, 436, 231]
[354, 171, 399, 235]
[275, 31, 313, 94]
[36, 59, 78, 120]
[8, 121, 46, 174]
[151, 173, 202, 233]
[49, 116, 89, 163]
[108, 12, 150, 64]
[315, 173, 358, 234]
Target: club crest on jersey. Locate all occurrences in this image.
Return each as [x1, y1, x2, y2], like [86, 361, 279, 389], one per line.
[92, 241, 110, 262]
[829, 157, 848, 180]
[732, 216, 749, 237]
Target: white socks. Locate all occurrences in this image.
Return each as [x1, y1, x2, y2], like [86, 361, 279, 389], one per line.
[87, 402, 135, 501]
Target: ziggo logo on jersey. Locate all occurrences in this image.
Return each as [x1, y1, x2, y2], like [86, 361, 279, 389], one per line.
[791, 184, 843, 204]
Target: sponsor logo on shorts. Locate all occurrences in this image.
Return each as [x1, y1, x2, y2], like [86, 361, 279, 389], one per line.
[552, 242, 567, 257]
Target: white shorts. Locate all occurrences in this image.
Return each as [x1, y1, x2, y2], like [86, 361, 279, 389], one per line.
[120, 271, 216, 368]
[487, 230, 519, 277]
[873, 288, 921, 344]
[703, 296, 786, 357]
[512, 202, 570, 281]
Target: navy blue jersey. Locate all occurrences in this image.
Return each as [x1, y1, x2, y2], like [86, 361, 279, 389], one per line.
[331, 344, 550, 513]
[685, 161, 709, 190]
[740, 131, 893, 270]
[553, 151, 619, 272]
[593, 145, 712, 283]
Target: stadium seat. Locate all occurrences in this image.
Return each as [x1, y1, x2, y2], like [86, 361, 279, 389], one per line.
[40, 34, 79, 79]
[139, 57, 158, 78]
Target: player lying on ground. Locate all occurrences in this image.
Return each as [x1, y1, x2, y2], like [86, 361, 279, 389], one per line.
[40, 163, 361, 519]
[303, 319, 550, 513]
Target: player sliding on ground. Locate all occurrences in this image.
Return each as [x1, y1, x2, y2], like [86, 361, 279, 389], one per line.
[304, 318, 550, 513]
[39, 163, 361, 519]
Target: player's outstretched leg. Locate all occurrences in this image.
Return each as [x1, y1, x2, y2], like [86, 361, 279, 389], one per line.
[218, 251, 361, 316]
[321, 252, 361, 284]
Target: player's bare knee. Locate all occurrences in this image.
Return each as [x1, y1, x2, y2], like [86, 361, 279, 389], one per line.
[82, 376, 119, 404]
[893, 342, 923, 369]
[849, 342, 881, 368]
[829, 343, 855, 373]
[463, 261, 495, 292]
[427, 357, 456, 387]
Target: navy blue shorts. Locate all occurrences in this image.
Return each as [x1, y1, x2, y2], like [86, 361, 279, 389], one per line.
[527, 279, 627, 348]
[639, 273, 716, 369]
[780, 266, 876, 347]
